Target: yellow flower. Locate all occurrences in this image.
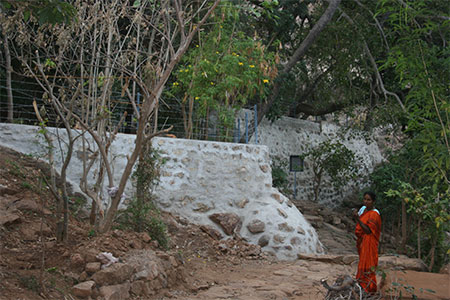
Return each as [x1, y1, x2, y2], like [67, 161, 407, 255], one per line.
[216, 51, 219, 54]
[238, 62, 243, 66]
[188, 65, 192, 68]
[263, 79, 269, 83]
[232, 52, 236, 56]
[184, 69, 189, 72]
[249, 65, 255, 68]
[196, 45, 199, 48]
[220, 25, 223, 28]
[210, 82, 214, 85]
[179, 69, 183, 72]
[173, 82, 179, 86]
[195, 97, 199, 100]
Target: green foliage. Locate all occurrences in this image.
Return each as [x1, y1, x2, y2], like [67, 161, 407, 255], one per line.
[19, 275, 39, 292]
[45, 266, 58, 274]
[132, 145, 164, 202]
[0, 0, 77, 25]
[6, 159, 26, 178]
[271, 156, 289, 195]
[377, 0, 449, 188]
[370, 0, 450, 271]
[167, 2, 277, 140]
[87, 229, 96, 238]
[21, 181, 33, 190]
[116, 144, 169, 249]
[385, 182, 450, 271]
[116, 199, 169, 250]
[371, 143, 450, 271]
[302, 140, 361, 202]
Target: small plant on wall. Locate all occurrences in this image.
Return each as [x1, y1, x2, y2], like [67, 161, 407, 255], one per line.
[301, 140, 362, 202]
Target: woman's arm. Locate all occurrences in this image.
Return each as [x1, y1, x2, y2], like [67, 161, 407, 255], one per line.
[356, 217, 372, 234]
[353, 210, 372, 234]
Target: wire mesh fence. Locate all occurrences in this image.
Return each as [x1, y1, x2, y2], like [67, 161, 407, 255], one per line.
[0, 78, 259, 143]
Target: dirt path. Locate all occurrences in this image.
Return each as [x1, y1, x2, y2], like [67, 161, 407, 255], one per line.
[168, 258, 354, 300]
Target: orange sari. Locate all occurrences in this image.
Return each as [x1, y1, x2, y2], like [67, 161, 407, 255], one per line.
[355, 208, 381, 293]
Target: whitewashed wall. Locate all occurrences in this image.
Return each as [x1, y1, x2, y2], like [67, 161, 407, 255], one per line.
[238, 110, 384, 206]
[0, 123, 323, 260]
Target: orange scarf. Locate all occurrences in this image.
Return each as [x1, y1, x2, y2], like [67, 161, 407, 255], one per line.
[355, 209, 381, 293]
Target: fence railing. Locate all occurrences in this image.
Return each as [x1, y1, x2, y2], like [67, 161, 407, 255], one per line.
[0, 79, 258, 144]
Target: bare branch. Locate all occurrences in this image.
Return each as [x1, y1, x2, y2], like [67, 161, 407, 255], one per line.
[241, 0, 342, 142]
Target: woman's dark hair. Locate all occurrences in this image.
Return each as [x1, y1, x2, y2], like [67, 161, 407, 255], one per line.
[364, 191, 376, 202]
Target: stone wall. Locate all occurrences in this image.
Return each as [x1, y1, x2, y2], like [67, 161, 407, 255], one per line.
[0, 123, 323, 260]
[238, 110, 384, 206]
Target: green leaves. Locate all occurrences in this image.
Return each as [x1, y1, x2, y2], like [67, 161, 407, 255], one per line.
[167, 2, 277, 140]
[376, 0, 449, 194]
[302, 139, 362, 201]
[133, 0, 141, 8]
[1, 0, 77, 25]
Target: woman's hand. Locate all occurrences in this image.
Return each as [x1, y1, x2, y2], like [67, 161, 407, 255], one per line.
[352, 209, 359, 220]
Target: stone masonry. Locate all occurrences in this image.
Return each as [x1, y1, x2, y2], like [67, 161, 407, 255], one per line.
[0, 123, 323, 260]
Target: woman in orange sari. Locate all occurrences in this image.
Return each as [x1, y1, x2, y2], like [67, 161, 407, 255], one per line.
[353, 191, 381, 293]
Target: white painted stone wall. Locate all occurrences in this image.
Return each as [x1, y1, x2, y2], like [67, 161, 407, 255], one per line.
[0, 123, 323, 260]
[238, 110, 384, 207]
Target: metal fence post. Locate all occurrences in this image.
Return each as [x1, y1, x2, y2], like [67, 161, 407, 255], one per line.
[254, 104, 258, 144]
[245, 111, 249, 144]
[237, 118, 241, 143]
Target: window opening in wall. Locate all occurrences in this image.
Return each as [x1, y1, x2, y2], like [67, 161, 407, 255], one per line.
[289, 155, 304, 198]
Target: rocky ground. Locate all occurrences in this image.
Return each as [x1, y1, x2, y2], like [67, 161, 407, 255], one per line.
[0, 146, 448, 300]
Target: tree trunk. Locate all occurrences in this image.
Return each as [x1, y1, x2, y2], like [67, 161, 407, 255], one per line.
[400, 198, 407, 253]
[99, 0, 222, 233]
[395, 209, 401, 252]
[3, 34, 13, 122]
[313, 169, 323, 202]
[428, 232, 437, 272]
[239, 0, 342, 143]
[417, 219, 421, 260]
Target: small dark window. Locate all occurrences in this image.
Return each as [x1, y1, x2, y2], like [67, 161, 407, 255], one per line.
[289, 156, 304, 172]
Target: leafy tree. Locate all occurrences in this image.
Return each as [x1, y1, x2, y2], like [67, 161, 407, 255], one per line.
[301, 140, 361, 202]
[0, 0, 77, 25]
[167, 2, 277, 140]
[369, 0, 449, 271]
[241, 0, 343, 142]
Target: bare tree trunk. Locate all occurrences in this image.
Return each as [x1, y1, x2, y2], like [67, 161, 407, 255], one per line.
[313, 169, 323, 202]
[417, 219, 421, 260]
[428, 233, 437, 271]
[396, 209, 401, 252]
[400, 198, 407, 253]
[3, 34, 13, 122]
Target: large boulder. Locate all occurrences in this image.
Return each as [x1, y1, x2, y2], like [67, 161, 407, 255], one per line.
[99, 282, 131, 300]
[92, 263, 135, 286]
[379, 255, 428, 272]
[209, 213, 241, 236]
[71, 281, 96, 298]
